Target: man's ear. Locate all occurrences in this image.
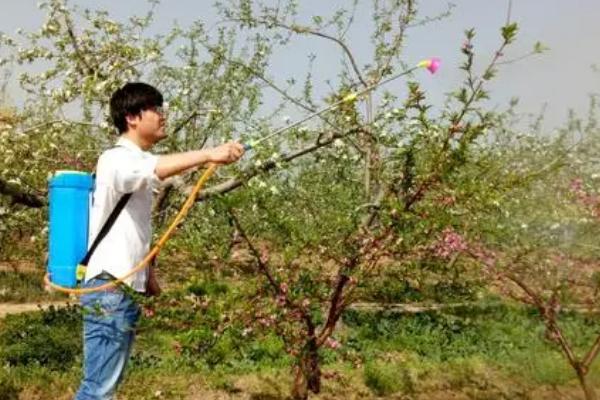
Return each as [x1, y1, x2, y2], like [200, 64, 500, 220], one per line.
[125, 113, 140, 130]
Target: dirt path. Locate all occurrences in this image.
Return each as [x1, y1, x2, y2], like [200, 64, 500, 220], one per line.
[0, 261, 39, 273]
[0, 301, 69, 318]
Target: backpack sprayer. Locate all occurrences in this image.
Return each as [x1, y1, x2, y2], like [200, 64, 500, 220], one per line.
[44, 58, 440, 294]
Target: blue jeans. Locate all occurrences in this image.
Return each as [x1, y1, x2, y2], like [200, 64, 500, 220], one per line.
[75, 278, 141, 400]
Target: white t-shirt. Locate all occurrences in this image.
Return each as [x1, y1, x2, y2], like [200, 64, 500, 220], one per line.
[84, 137, 161, 292]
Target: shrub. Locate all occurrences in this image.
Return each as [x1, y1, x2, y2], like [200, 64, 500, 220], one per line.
[0, 304, 81, 370]
[0, 271, 65, 302]
[0, 372, 20, 400]
[364, 360, 410, 396]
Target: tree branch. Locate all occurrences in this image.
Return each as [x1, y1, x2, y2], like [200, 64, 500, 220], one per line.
[202, 44, 343, 134]
[61, 10, 95, 76]
[285, 22, 367, 88]
[0, 178, 46, 208]
[582, 335, 600, 372]
[374, 0, 415, 83]
[228, 208, 279, 291]
[190, 128, 364, 201]
[226, 17, 367, 88]
[206, 45, 317, 114]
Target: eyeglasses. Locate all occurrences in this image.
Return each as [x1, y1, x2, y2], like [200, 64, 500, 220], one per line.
[149, 102, 169, 116]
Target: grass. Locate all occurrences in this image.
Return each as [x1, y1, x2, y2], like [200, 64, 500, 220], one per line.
[2, 297, 600, 399]
[0, 270, 68, 302]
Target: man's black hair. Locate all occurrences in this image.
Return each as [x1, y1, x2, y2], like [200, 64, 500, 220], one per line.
[109, 82, 163, 134]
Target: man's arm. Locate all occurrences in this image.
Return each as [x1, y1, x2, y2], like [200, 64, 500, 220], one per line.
[154, 141, 244, 180]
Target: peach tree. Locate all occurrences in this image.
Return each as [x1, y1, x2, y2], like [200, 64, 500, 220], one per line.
[0, 1, 551, 398]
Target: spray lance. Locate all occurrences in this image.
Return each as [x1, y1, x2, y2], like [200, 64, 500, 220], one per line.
[242, 58, 441, 151]
[44, 58, 440, 294]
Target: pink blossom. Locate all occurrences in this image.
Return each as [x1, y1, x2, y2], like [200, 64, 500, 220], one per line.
[322, 371, 339, 379]
[570, 178, 600, 218]
[290, 310, 303, 320]
[433, 227, 468, 258]
[276, 294, 286, 307]
[260, 248, 270, 264]
[172, 340, 182, 355]
[143, 306, 155, 318]
[258, 315, 276, 327]
[279, 282, 288, 294]
[469, 245, 497, 268]
[439, 195, 456, 206]
[570, 178, 583, 193]
[324, 337, 341, 350]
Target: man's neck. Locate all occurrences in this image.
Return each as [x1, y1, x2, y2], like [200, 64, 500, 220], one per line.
[121, 132, 152, 151]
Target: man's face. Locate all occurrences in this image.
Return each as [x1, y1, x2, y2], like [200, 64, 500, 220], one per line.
[128, 104, 167, 144]
[140, 105, 167, 143]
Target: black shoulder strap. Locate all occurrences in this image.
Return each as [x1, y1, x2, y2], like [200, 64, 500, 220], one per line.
[79, 192, 133, 266]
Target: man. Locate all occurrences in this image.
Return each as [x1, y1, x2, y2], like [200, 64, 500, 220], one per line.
[75, 82, 244, 399]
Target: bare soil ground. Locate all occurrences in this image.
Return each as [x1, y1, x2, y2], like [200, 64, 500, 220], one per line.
[0, 301, 68, 318]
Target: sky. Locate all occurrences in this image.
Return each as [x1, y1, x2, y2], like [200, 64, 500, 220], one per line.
[1, 0, 599, 131]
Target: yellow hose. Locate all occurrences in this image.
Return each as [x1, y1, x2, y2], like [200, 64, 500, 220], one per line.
[43, 163, 218, 294]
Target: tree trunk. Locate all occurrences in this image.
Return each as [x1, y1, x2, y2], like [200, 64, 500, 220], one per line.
[292, 366, 308, 400]
[577, 371, 597, 400]
[291, 338, 321, 400]
[0, 178, 46, 208]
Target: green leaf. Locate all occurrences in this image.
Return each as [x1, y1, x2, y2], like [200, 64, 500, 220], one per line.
[464, 28, 476, 40]
[501, 23, 518, 44]
[533, 41, 549, 54]
[482, 67, 497, 81]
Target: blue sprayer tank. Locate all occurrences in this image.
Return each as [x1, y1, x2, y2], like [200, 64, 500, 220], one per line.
[47, 171, 94, 287]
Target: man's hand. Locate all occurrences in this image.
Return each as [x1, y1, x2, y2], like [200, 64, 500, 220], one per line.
[155, 141, 246, 179]
[146, 275, 162, 297]
[207, 141, 245, 165]
[144, 268, 160, 318]
[146, 265, 162, 297]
